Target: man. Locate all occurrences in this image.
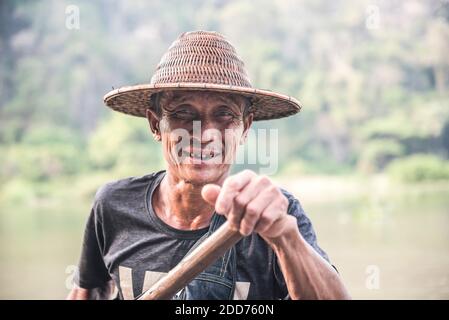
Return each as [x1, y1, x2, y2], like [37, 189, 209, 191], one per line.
[68, 31, 350, 300]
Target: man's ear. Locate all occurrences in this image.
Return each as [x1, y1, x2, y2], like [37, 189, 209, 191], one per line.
[241, 112, 253, 144]
[146, 108, 161, 141]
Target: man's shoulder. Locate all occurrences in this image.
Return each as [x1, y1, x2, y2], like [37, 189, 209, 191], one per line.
[94, 170, 164, 204]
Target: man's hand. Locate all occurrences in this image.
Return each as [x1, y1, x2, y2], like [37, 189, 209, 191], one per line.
[201, 170, 295, 241]
[203, 170, 351, 300]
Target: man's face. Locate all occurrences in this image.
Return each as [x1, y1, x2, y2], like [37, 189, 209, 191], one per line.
[147, 90, 253, 185]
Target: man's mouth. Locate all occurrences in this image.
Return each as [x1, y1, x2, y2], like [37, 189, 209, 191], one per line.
[181, 149, 222, 161]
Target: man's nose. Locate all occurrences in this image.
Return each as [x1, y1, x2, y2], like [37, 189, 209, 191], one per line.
[200, 118, 221, 143]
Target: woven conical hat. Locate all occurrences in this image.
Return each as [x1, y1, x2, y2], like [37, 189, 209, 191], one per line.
[103, 31, 301, 121]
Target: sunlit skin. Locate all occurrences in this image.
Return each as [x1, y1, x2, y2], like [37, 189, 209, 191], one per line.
[146, 91, 254, 230]
[152, 91, 247, 186]
[67, 90, 351, 300]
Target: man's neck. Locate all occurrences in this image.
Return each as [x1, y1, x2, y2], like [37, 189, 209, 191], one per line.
[152, 170, 227, 230]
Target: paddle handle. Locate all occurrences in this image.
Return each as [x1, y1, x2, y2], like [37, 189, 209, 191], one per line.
[137, 221, 242, 300]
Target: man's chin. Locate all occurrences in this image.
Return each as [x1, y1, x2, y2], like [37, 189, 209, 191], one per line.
[178, 164, 228, 185]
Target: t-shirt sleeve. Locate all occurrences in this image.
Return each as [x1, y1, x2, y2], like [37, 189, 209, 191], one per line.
[74, 195, 111, 289]
[283, 190, 330, 261]
[273, 189, 333, 299]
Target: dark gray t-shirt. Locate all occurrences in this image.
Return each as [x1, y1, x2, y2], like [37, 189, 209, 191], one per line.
[74, 170, 330, 300]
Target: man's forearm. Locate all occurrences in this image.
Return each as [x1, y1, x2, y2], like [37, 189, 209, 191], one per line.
[267, 216, 351, 300]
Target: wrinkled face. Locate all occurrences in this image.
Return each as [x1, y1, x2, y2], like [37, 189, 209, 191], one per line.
[146, 90, 253, 185]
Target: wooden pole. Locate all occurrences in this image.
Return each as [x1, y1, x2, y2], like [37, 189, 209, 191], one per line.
[137, 221, 242, 300]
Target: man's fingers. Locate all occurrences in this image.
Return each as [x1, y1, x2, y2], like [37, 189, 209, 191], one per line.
[227, 180, 259, 229]
[239, 188, 276, 235]
[201, 184, 221, 206]
[228, 176, 269, 229]
[207, 171, 288, 238]
[215, 170, 255, 214]
[253, 200, 285, 234]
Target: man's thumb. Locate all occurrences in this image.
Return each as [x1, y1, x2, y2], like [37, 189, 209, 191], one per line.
[201, 184, 221, 206]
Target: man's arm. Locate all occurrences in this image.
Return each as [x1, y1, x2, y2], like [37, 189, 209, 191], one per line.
[70, 186, 115, 300]
[265, 215, 350, 299]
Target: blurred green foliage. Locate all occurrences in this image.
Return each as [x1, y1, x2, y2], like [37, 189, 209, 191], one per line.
[387, 154, 449, 182]
[0, 0, 449, 196]
[88, 113, 163, 175]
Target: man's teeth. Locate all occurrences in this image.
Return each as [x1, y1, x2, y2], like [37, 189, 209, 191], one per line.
[183, 150, 219, 160]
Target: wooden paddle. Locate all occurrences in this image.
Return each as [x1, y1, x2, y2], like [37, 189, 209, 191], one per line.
[137, 221, 242, 300]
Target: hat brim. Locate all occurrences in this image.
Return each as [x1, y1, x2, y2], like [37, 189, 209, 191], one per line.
[103, 82, 302, 121]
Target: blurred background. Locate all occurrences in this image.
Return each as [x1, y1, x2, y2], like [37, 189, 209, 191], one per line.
[0, 0, 448, 299]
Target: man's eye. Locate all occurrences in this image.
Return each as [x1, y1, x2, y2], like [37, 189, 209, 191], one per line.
[173, 111, 195, 119]
[216, 111, 236, 119]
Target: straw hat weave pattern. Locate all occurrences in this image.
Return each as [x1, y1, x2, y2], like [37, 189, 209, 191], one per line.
[103, 31, 301, 121]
